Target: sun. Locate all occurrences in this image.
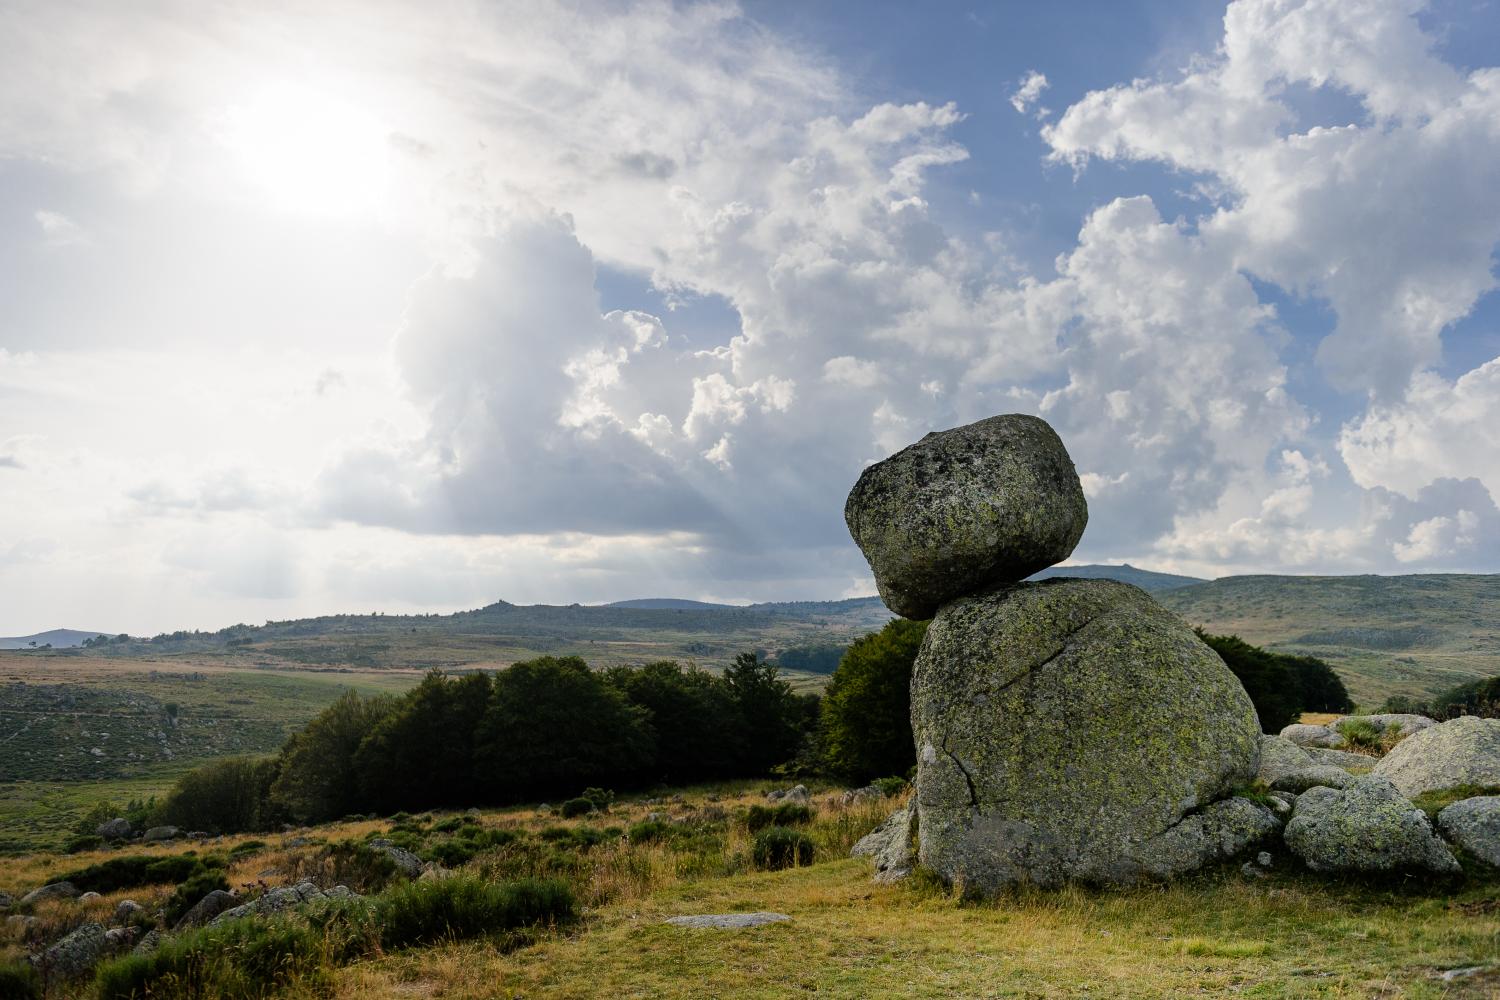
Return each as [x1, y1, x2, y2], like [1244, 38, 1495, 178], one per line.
[219, 82, 392, 219]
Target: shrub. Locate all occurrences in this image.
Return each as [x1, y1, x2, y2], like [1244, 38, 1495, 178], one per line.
[163, 869, 231, 926]
[94, 917, 329, 1000]
[745, 803, 814, 832]
[872, 776, 908, 797]
[1377, 694, 1432, 715]
[288, 840, 398, 895]
[579, 787, 615, 812]
[1433, 676, 1500, 720]
[560, 797, 595, 819]
[374, 876, 576, 949]
[821, 619, 928, 781]
[752, 826, 814, 870]
[627, 820, 671, 844]
[229, 839, 266, 855]
[64, 834, 104, 854]
[1337, 719, 1383, 751]
[431, 816, 467, 834]
[63, 853, 216, 894]
[0, 960, 41, 1000]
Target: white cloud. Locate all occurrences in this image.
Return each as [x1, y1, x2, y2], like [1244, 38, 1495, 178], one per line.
[1009, 71, 1050, 117]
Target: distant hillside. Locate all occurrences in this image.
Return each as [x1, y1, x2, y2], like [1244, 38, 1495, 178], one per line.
[0, 628, 106, 650]
[605, 598, 736, 610]
[1029, 564, 1207, 593]
[1161, 574, 1500, 706]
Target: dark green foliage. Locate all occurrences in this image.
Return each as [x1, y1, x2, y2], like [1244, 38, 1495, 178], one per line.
[229, 840, 266, 855]
[627, 819, 671, 844]
[579, 787, 615, 812]
[353, 671, 493, 813]
[93, 916, 330, 1000]
[163, 869, 231, 925]
[0, 960, 41, 1000]
[560, 798, 594, 819]
[273, 690, 398, 824]
[1283, 653, 1354, 713]
[158, 755, 282, 833]
[374, 876, 576, 949]
[64, 834, 103, 854]
[604, 661, 748, 783]
[770, 643, 847, 674]
[745, 803, 814, 832]
[62, 853, 215, 894]
[751, 826, 814, 870]
[1377, 694, 1432, 715]
[1336, 718, 1382, 750]
[431, 816, 467, 834]
[872, 776, 908, 797]
[724, 652, 804, 774]
[1195, 631, 1302, 733]
[294, 841, 399, 895]
[820, 619, 927, 781]
[1411, 785, 1500, 819]
[1433, 676, 1500, 719]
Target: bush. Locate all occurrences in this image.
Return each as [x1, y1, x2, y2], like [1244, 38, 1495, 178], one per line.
[163, 869, 232, 926]
[821, 619, 928, 781]
[1196, 632, 1302, 733]
[871, 776, 908, 797]
[1337, 719, 1382, 751]
[0, 960, 41, 1000]
[1433, 676, 1500, 719]
[157, 755, 282, 834]
[374, 876, 576, 949]
[1377, 694, 1432, 715]
[559, 797, 595, 819]
[752, 826, 814, 870]
[745, 803, 814, 832]
[64, 834, 104, 854]
[627, 820, 671, 844]
[63, 853, 216, 894]
[229, 839, 267, 855]
[94, 917, 330, 1000]
[579, 787, 615, 812]
[288, 841, 399, 895]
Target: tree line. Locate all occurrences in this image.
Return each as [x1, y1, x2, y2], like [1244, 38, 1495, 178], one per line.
[152, 620, 1353, 833]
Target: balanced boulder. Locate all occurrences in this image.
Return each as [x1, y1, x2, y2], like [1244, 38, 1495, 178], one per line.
[910, 578, 1261, 890]
[845, 414, 1087, 619]
[1373, 716, 1500, 797]
[1284, 775, 1459, 874]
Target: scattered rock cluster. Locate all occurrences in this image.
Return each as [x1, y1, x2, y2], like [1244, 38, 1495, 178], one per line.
[846, 414, 1500, 890]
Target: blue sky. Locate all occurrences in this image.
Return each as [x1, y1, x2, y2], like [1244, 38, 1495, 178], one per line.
[2, 0, 1500, 634]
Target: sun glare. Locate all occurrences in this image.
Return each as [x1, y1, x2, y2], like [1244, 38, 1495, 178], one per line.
[219, 82, 392, 218]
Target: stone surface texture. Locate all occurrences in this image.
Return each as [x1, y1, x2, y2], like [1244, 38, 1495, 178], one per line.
[1373, 716, 1500, 797]
[850, 805, 917, 883]
[1126, 797, 1282, 881]
[1256, 735, 1314, 786]
[1284, 775, 1459, 874]
[1280, 724, 1343, 749]
[665, 912, 791, 929]
[1437, 796, 1500, 867]
[844, 414, 1087, 619]
[911, 578, 1261, 891]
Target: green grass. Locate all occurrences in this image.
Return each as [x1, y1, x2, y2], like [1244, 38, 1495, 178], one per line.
[1412, 785, 1500, 819]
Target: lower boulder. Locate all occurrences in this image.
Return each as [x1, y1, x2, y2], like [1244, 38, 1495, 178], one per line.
[34, 922, 108, 979]
[911, 579, 1262, 891]
[851, 805, 917, 884]
[1284, 775, 1459, 874]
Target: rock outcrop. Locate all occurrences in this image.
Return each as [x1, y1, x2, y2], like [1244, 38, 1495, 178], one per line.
[910, 581, 1260, 891]
[1125, 797, 1282, 881]
[1284, 776, 1459, 874]
[1373, 716, 1500, 797]
[850, 805, 917, 884]
[1279, 723, 1342, 749]
[844, 414, 1087, 619]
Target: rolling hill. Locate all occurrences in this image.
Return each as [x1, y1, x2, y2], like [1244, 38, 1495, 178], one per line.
[1160, 573, 1500, 706]
[1028, 563, 1207, 593]
[0, 628, 107, 650]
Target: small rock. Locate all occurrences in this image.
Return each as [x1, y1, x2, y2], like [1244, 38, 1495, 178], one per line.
[1256, 735, 1314, 786]
[1374, 716, 1500, 798]
[1239, 862, 1266, 878]
[1127, 798, 1281, 881]
[841, 785, 884, 806]
[419, 864, 456, 882]
[1285, 775, 1460, 874]
[142, 825, 180, 842]
[96, 817, 132, 840]
[1438, 965, 1495, 982]
[78, 891, 102, 903]
[1280, 724, 1343, 749]
[7, 914, 38, 934]
[851, 805, 918, 883]
[20, 881, 79, 905]
[104, 926, 138, 951]
[664, 912, 791, 929]
[370, 842, 424, 879]
[1437, 796, 1500, 866]
[1270, 765, 1356, 793]
[35, 921, 108, 978]
[175, 889, 236, 929]
[132, 929, 162, 956]
[1256, 851, 1273, 867]
[113, 899, 143, 925]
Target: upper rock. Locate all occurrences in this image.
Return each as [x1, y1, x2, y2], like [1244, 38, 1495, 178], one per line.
[845, 414, 1087, 618]
[1373, 716, 1500, 797]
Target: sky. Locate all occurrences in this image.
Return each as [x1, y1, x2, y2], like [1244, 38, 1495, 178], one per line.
[3, 0, 1500, 635]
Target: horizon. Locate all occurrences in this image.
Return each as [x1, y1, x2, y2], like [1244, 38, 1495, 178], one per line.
[6, 0, 1500, 635]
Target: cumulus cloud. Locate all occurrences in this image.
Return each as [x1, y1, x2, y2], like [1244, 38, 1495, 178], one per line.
[1009, 71, 1049, 117]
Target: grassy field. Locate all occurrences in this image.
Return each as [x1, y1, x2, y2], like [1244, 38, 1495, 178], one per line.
[4, 783, 1496, 999]
[1162, 574, 1500, 707]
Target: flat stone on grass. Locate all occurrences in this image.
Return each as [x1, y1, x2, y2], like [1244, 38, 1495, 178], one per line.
[665, 912, 791, 929]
